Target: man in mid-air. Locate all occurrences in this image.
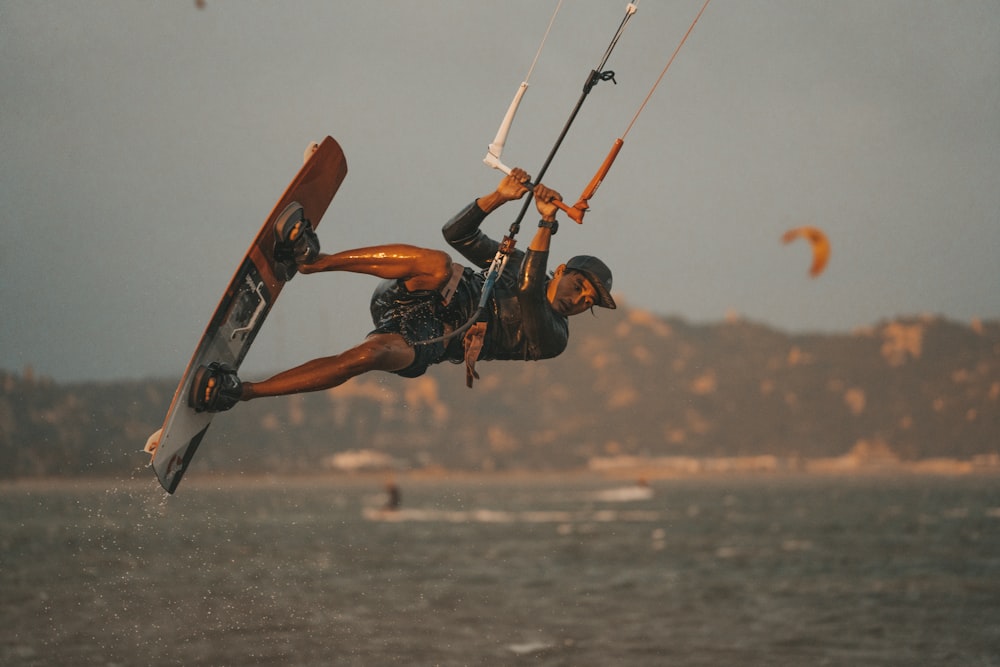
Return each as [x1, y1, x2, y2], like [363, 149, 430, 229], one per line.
[190, 167, 616, 412]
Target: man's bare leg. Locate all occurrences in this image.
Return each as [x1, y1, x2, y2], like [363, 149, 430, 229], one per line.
[240, 333, 415, 400]
[299, 244, 453, 292]
[234, 246, 452, 402]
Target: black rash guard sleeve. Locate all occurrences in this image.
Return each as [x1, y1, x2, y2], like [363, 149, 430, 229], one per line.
[441, 201, 498, 269]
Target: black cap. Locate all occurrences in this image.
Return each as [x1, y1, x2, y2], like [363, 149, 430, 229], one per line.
[565, 255, 616, 309]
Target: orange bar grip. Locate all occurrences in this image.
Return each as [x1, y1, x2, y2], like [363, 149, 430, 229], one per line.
[553, 199, 585, 224]
[571, 138, 624, 221]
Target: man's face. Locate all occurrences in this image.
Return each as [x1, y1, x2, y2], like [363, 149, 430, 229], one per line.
[549, 269, 598, 317]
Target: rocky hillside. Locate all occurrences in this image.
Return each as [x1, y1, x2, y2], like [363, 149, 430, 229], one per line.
[1, 309, 997, 478]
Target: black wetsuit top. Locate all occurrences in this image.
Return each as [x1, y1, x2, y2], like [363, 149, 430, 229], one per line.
[369, 200, 568, 377]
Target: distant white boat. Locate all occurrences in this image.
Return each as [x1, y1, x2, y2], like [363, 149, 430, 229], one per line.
[593, 485, 654, 502]
[362, 505, 663, 523]
[507, 641, 555, 656]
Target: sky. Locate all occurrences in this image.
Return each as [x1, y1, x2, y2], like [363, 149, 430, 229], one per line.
[2, 1, 998, 383]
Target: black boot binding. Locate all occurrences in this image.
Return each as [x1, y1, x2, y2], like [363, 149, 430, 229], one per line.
[273, 201, 320, 282]
[189, 362, 243, 413]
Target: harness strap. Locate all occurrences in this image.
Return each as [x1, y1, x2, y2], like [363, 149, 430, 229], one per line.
[440, 263, 465, 306]
[463, 322, 488, 388]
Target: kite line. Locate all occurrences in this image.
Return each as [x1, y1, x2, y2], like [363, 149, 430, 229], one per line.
[565, 0, 713, 221]
[483, 0, 564, 174]
[419, 0, 712, 365]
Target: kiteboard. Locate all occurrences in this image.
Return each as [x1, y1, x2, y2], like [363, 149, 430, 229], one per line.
[144, 136, 348, 493]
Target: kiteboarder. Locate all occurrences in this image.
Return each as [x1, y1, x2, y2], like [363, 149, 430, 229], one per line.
[383, 481, 401, 511]
[190, 168, 615, 412]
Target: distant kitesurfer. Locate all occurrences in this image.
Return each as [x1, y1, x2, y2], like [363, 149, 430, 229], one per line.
[384, 482, 401, 511]
[190, 168, 616, 412]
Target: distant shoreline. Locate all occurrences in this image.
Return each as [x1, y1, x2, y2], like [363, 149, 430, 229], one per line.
[2, 458, 998, 494]
[586, 453, 1000, 480]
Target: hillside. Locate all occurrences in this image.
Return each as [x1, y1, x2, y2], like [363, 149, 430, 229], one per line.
[1, 309, 997, 478]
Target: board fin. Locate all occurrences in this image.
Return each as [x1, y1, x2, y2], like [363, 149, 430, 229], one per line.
[144, 428, 163, 455]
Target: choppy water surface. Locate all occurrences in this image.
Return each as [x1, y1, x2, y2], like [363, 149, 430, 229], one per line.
[2, 474, 998, 666]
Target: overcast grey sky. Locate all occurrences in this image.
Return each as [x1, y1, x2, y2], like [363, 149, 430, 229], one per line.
[2, 1, 998, 383]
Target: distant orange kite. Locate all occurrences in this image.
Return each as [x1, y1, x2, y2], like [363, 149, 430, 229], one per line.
[781, 226, 830, 277]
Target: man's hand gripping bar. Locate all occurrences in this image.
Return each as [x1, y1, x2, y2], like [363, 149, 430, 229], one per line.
[484, 159, 586, 224]
[485, 138, 623, 225]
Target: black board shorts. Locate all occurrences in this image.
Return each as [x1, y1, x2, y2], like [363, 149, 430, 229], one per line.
[368, 278, 463, 378]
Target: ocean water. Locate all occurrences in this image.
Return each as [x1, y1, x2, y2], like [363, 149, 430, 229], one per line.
[1, 473, 998, 666]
